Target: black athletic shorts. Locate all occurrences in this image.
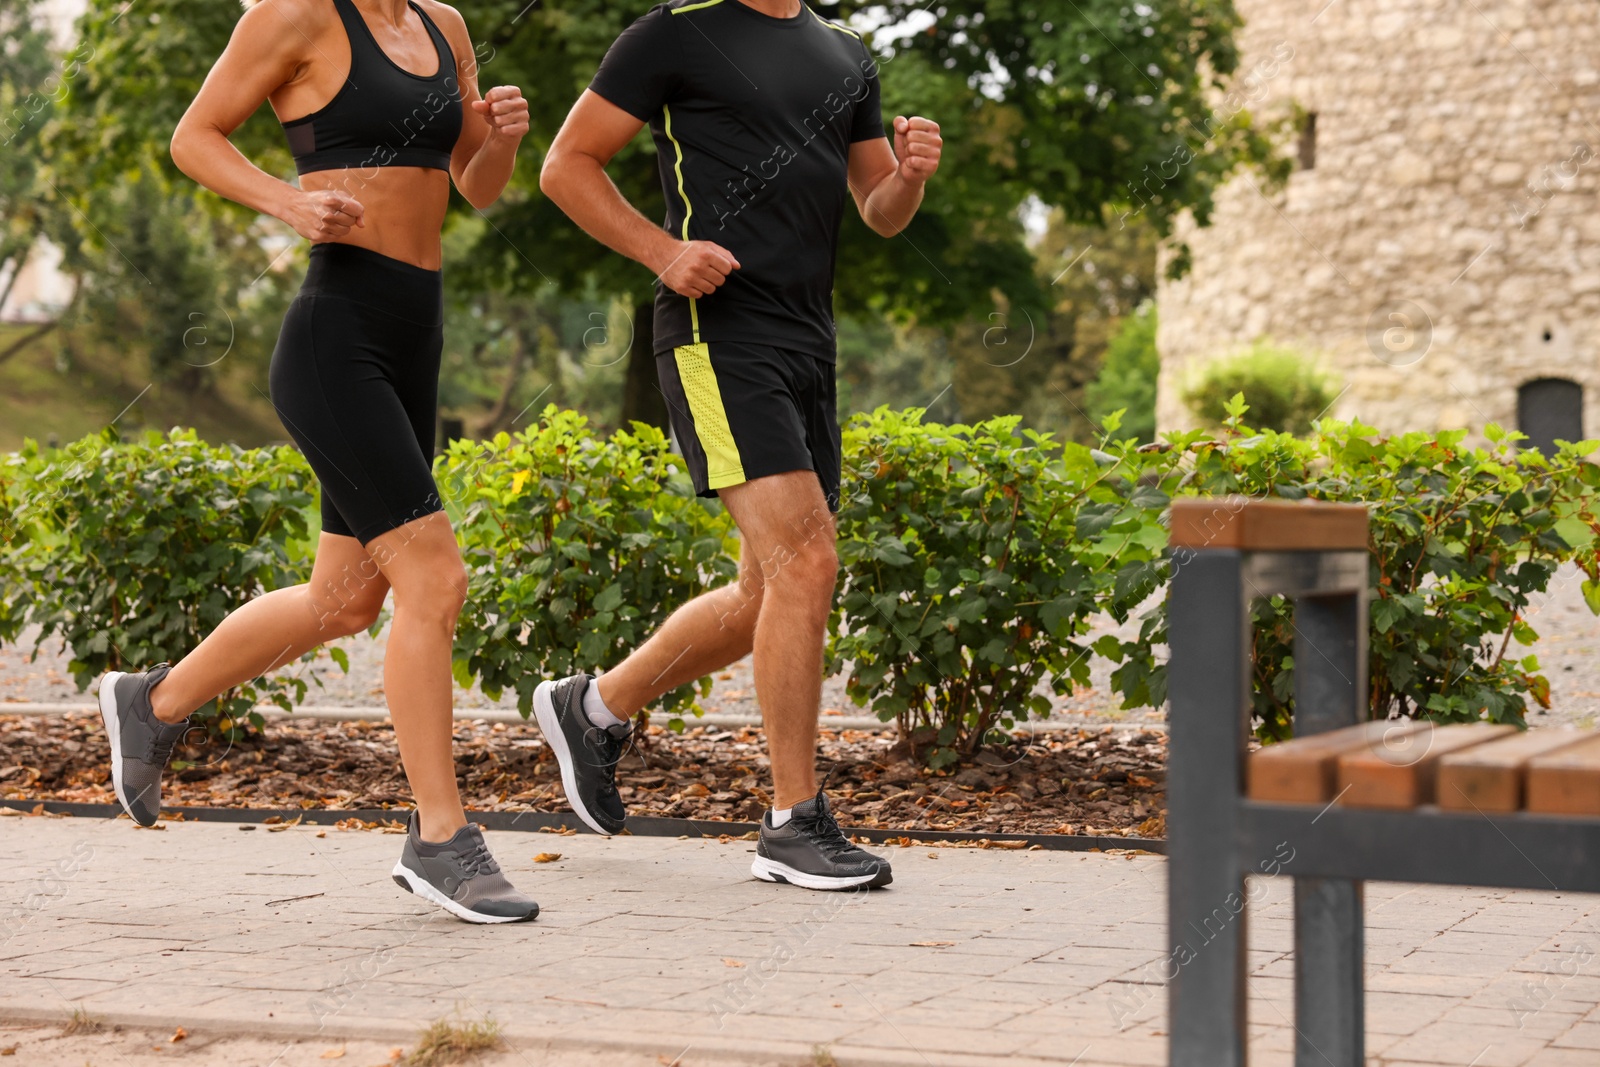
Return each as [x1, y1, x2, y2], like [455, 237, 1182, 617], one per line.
[656, 342, 842, 512]
[268, 244, 445, 544]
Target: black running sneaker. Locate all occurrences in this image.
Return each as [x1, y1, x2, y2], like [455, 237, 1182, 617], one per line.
[532, 673, 630, 836]
[391, 812, 539, 924]
[752, 790, 893, 891]
[98, 664, 189, 827]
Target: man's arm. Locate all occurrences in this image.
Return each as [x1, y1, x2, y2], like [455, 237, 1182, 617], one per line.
[848, 116, 943, 237]
[539, 90, 738, 300]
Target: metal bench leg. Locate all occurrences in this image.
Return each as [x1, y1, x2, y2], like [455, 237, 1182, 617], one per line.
[1169, 550, 1250, 1067]
[1292, 591, 1368, 1067]
[1294, 878, 1364, 1066]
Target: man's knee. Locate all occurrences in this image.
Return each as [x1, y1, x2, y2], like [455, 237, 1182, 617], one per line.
[775, 538, 837, 593]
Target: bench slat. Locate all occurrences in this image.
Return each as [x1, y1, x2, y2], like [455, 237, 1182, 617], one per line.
[1525, 734, 1600, 815]
[1248, 721, 1429, 804]
[1337, 723, 1517, 809]
[1169, 497, 1369, 551]
[1436, 729, 1594, 813]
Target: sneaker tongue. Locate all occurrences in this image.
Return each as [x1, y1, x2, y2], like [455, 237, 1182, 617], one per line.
[410, 816, 485, 853]
[794, 791, 829, 818]
[604, 722, 631, 742]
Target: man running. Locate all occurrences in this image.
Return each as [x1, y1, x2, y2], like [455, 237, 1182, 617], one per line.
[537, 0, 941, 891]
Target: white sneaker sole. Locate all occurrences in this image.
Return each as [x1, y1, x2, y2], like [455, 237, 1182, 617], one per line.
[390, 861, 535, 924]
[750, 855, 891, 891]
[532, 679, 614, 838]
[98, 672, 141, 824]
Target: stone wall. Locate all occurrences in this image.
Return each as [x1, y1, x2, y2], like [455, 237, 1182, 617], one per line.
[1155, 0, 1600, 443]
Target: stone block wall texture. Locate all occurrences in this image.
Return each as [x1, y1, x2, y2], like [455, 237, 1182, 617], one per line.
[1155, 0, 1600, 440]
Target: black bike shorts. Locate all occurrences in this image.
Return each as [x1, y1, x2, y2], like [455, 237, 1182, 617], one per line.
[656, 341, 842, 512]
[268, 244, 445, 544]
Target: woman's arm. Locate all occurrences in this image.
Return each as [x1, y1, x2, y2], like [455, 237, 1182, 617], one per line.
[170, 0, 365, 241]
[431, 3, 527, 210]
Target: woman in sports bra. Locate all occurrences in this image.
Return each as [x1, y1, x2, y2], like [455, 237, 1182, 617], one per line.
[92, 0, 538, 923]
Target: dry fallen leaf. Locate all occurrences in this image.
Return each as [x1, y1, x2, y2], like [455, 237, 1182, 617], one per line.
[319, 1048, 346, 1060]
[533, 852, 562, 863]
[909, 941, 955, 947]
[0, 1043, 17, 1055]
[171, 1026, 188, 1043]
[316, 831, 327, 839]
[722, 959, 745, 968]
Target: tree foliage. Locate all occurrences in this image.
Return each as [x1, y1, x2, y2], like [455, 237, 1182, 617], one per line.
[41, 0, 1286, 424]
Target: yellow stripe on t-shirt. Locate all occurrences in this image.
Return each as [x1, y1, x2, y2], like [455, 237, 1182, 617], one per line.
[661, 103, 701, 344]
[809, 9, 861, 38]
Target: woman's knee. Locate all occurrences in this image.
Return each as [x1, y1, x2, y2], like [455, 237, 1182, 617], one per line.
[391, 560, 469, 624]
[332, 598, 385, 638]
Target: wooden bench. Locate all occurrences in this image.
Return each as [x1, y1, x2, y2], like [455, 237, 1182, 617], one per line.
[1165, 496, 1600, 1067]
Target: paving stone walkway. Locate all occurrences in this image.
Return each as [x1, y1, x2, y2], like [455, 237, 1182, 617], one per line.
[3, 815, 1600, 1066]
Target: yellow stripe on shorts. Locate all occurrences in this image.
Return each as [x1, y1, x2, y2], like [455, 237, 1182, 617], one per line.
[672, 343, 744, 489]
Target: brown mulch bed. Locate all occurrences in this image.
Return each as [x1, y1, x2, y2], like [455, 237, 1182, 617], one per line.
[0, 712, 1168, 840]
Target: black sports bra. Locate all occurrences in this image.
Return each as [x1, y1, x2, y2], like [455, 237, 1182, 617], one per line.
[281, 0, 462, 175]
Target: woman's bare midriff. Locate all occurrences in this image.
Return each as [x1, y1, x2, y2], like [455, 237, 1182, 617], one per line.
[299, 166, 451, 270]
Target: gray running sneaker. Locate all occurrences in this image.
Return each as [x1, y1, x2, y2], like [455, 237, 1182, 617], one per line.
[532, 673, 630, 836]
[752, 790, 893, 891]
[98, 664, 189, 827]
[391, 813, 539, 924]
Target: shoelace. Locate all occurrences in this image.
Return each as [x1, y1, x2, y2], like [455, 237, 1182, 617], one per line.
[455, 834, 502, 878]
[147, 726, 182, 766]
[791, 798, 859, 859]
[583, 726, 628, 801]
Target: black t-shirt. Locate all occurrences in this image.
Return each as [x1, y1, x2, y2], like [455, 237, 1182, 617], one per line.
[589, 0, 885, 360]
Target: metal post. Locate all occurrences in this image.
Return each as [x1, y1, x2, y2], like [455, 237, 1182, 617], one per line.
[1168, 550, 1252, 1067]
[1291, 590, 1368, 1067]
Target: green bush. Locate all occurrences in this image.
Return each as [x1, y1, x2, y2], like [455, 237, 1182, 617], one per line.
[1182, 343, 1339, 434]
[1113, 397, 1600, 738]
[828, 407, 1170, 767]
[4, 403, 1598, 764]
[1085, 302, 1159, 443]
[442, 407, 738, 720]
[0, 428, 316, 740]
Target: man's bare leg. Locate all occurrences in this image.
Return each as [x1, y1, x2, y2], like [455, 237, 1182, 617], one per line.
[594, 471, 835, 808]
[594, 549, 764, 714]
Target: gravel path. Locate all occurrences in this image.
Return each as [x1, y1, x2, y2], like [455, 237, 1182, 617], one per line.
[6, 562, 1598, 729]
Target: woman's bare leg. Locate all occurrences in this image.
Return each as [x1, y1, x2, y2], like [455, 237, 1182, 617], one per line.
[149, 532, 390, 722]
[362, 512, 471, 843]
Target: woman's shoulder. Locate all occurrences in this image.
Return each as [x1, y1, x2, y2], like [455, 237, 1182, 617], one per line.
[412, 0, 474, 63]
[238, 0, 339, 38]
[414, 0, 468, 34]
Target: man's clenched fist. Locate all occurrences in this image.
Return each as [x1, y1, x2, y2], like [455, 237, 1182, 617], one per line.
[658, 240, 741, 299]
[892, 116, 942, 184]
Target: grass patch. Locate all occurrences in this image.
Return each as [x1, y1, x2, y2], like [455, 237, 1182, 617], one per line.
[404, 1015, 503, 1067]
[61, 1007, 103, 1036]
